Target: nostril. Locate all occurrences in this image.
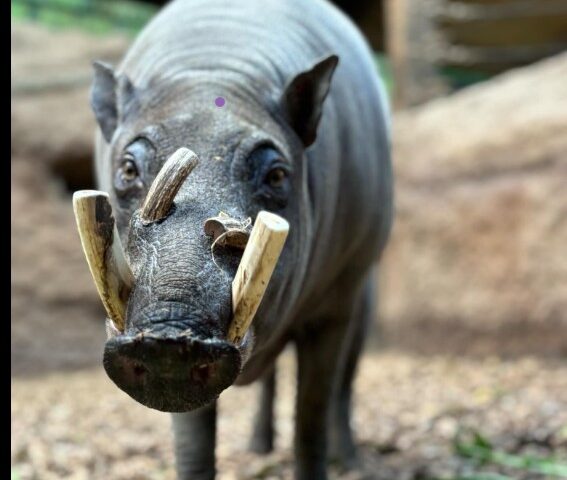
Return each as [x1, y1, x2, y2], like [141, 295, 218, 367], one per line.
[190, 363, 216, 385]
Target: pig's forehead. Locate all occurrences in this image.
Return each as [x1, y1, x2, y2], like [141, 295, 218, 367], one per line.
[126, 102, 293, 159]
[129, 76, 291, 140]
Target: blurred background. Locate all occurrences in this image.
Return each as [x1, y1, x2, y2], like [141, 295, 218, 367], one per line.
[11, 0, 567, 479]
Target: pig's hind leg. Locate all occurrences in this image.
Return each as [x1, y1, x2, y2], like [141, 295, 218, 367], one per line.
[328, 274, 374, 470]
[293, 273, 370, 480]
[248, 363, 277, 454]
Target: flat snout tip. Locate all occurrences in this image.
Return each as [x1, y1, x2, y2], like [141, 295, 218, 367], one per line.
[103, 333, 241, 412]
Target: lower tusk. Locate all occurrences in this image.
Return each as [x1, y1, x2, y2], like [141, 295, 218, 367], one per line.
[105, 317, 122, 339]
[73, 190, 134, 332]
[229, 211, 289, 344]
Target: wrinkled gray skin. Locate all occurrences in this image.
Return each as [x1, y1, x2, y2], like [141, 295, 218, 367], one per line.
[90, 0, 392, 478]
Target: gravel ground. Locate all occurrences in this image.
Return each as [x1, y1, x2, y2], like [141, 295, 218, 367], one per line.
[11, 349, 567, 480]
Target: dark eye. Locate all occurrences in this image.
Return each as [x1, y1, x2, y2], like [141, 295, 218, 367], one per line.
[265, 167, 287, 188]
[114, 138, 154, 198]
[248, 146, 291, 209]
[120, 155, 139, 182]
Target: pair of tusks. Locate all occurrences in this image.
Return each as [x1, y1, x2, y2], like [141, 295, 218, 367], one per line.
[72, 148, 289, 345]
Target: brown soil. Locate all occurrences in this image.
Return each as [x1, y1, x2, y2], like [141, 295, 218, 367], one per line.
[12, 351, 567, 480]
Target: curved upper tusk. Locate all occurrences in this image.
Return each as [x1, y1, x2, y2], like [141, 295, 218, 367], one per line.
[228, 211, 289, 344]
[73, 190, 134, 331]
[141, 147, 199, 224]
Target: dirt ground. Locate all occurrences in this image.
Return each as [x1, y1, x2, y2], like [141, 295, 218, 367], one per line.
[11, 349, 567, 480]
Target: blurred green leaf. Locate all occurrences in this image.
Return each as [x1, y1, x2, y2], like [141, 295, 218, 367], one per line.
[11, 0, 157, 36]
[455, 429, 567, 477]
[472, 431, 493, 450]
[375, 53, 393, 99]
[449, 474, 513, 480]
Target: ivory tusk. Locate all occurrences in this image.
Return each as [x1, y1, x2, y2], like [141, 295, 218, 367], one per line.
[228, 211, 289, 344]
[141, 147, 199, 224]
[73, 190, 134, 331]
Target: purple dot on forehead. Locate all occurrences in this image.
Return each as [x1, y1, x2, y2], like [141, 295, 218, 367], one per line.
[215, 97, 225, 107]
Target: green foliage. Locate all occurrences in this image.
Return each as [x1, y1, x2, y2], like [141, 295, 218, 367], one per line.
[375, 53, 393, 100]
[440, 66, 492, 90]
[11, 0, 158, 36]
[447, 474, 513, 480]
[453, 429, 567, 478]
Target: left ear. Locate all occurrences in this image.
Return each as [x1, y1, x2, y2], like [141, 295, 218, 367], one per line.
[90, 61, 137, 143]
[281, 54, 339, 148]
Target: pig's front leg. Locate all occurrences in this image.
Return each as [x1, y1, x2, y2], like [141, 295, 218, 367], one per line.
[171, 402, 217, 480]
[294, 312, 353, 480]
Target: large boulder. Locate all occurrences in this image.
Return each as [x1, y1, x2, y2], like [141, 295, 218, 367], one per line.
[382, 52, 567, 356]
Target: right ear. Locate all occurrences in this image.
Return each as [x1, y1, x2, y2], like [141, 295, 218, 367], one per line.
[90, 61, 136, 143]
[280, 54, 339, 148]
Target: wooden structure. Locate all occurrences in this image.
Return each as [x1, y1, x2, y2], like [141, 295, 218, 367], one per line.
[386, 0, 567, 108]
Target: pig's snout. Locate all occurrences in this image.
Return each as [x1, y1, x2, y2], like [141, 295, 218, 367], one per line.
[72, 147, 288, 413]
[103, 333, 241, 412]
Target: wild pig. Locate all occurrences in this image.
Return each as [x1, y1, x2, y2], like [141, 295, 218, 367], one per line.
[76, 0, 393, 478]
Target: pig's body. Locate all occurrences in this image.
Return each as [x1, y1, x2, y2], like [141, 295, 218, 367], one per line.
[92, 0, 392, 478]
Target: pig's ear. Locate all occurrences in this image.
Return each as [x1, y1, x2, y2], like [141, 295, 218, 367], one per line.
[90, 61, 136, 143]
[281, 54, 339, 148]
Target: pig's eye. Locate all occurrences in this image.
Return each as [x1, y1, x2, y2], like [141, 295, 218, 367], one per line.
[120, 155, 139, 182]
[265, 167, 288, 189]
[115, 153, 141, 193]
[114, 138, 154, 198]
[248, 146, 291, 209]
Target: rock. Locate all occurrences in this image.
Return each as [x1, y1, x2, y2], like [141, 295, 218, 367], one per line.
[382, 52, 567, 356]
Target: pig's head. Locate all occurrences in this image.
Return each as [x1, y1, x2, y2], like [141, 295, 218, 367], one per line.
[84, 54, 338, 412]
